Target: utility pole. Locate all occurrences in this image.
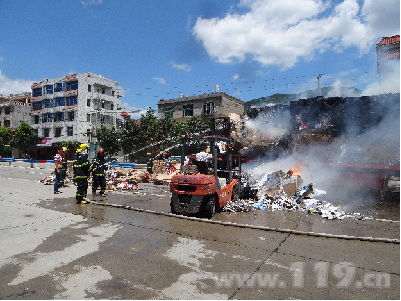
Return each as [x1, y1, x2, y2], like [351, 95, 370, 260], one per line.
[317, 74, 323, 96]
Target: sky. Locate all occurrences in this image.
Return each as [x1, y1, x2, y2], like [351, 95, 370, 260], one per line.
[0, 0, 399, 117]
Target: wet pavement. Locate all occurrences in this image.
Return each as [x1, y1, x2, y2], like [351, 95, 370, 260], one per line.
[0, 162, 399, 299]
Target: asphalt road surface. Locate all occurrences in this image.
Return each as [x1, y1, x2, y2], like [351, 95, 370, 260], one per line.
[0, 162, 399, 299]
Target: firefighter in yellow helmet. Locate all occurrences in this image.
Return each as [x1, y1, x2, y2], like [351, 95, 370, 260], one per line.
[73, 143, 90, 204]
[146, 152, 154, 174]
[90, 148, 108, 197]
[60, 146, 68, 187]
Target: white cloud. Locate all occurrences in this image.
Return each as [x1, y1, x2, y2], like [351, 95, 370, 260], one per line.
[81, 0, 103, 8]
[0, 70, 33, 96]
[170, 60, 192, 72]
[154, 77, 167, 84]
[193, 0, 400, 69]
[362, 0, 400, 38]
[232, 73, 240, 80]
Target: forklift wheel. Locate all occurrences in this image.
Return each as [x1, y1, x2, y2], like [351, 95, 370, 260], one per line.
[170, 202, 177, 214]
[203, 198, 216, 219]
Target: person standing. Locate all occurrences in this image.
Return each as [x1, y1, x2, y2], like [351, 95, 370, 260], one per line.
[60, 146, 68, 187]
[53, 148, 64, 194]
[195, 146, 212, 174]
[73, 143, 90, 204]
[146, 152, 154, 174]
[90, 148, 108, 197]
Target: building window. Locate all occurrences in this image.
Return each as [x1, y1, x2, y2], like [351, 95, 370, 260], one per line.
[33, 102, 42, 110]
[44, 99, 54, 108]
[66, 81, 78, 91]
[65, 96, 77, 106]
[164, 107, 174, 118]
[54, 112, 64, 122]
[55, 97, 65, 107]
[88, 84, 92, 92]
[43, 128, 50, 137]
[54, 82, 64, 92]
[45, 85, 53, 94]
[55, 128, 62, 138]
[100, 115, 105, 123]
[203, 102, 215, 115]
[34, 116, 40, 124]
[87, 99, 91, 106]
[42, 113, 53, 123]
[102, 88, 105, 94]
[67, 112, 75, 121]
[5, 107, 11, 115]
[67, 126, 73, 136]
[101, 101, 105, 108]
[4, 120, 10, 127]
[32, 87, 42, 97]
[183, 104, 193, 117]
[87, 114, 91, 122]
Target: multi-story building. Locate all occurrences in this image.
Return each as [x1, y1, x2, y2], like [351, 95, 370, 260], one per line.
[0, 92, 31, 129]
[30, 73, 124, 155]
[376, 35, 400, 81]
[157, 89, 244, 122]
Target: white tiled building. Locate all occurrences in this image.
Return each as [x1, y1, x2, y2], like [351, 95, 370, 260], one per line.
[30, 73, 124, 153]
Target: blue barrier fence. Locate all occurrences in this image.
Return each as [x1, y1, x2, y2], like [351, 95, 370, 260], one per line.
[0, 158, 146, 169]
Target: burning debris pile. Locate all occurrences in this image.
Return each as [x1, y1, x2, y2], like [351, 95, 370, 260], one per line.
[223, 165, 355, 220]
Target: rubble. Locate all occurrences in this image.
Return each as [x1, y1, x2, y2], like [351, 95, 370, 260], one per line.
[41, 159, 181, 191]
[223, 168, 364, 220]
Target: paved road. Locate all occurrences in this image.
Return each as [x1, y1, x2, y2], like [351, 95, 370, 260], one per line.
[0, 162, 399, 299]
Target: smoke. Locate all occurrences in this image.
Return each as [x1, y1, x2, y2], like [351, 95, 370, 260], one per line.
[242, 92, 400, 207]
[363, 60, 400, 95]
[244, 106, 290, 142]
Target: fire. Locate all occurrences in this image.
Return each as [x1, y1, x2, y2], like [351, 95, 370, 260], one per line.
[288, 163, 302, 176]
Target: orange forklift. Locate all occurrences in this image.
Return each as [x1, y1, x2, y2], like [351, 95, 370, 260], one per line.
[170, 118, 241, 218]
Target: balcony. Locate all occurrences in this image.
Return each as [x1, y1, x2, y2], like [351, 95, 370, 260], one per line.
[63, 89, 78, 96]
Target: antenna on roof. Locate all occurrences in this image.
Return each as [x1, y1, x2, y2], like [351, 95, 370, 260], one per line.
[215, 85, 220, 92]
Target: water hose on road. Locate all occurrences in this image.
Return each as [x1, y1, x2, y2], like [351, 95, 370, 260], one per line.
[89, 200, 400, 244]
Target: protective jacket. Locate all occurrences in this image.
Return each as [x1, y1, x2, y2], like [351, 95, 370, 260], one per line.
[73, 152, 90, 179]
[90, 157, 108, 176]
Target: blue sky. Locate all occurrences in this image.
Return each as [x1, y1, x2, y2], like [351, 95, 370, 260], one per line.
[0, 0, 399, 116]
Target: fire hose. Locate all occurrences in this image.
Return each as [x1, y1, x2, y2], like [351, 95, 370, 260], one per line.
[88, 200, 399, 244]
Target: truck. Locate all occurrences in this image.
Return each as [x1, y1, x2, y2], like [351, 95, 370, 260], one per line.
[170, 118, 241, 218]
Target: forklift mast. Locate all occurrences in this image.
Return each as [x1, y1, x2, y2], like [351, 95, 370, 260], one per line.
[179, 117, 240, 189]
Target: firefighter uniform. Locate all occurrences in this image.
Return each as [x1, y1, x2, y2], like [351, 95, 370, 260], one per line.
[73, 144, 90, 204]
[90, 148, 108, 197]
[60, 146, 68, 187]
[146, 153, 154, 174]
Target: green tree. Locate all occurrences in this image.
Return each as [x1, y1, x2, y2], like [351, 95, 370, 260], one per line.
[96, 126, 121, 158]
[0, 126, 13, 157]
[12, 122, 41, 154]
[120, 119, 141, 155]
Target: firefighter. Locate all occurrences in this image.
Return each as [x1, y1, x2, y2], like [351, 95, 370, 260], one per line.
[146, 152, 154, 174]
[90, 148, 108, 197]
[60, 146, 68, 187]
[73, 143, 90, 204]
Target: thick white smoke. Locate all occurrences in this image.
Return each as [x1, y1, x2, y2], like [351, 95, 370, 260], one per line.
[242, 91, 400, 206]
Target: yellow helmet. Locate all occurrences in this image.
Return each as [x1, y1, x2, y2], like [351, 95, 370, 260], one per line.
[62, 147, 68, 151]
[76, 149, 82, 153]
[80, 143, 89, 150]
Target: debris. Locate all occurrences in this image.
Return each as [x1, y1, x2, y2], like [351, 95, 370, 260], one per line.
[223, 168, 363, 220]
